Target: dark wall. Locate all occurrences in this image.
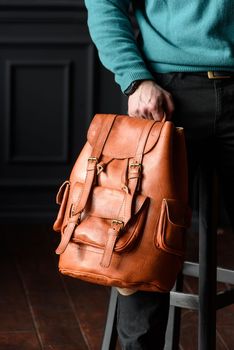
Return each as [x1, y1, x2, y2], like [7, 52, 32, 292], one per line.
[0, 0, 127, 222]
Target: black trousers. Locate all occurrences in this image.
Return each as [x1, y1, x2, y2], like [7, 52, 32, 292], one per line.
[117, 72, 234, 350]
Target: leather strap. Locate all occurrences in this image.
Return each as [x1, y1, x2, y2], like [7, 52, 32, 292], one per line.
[124, 120, 164, 223]
[55, 222, 77, 255]
[100, 223, 122, 268]
[73, 115, 117, 215]
[56, 114, 118, 255]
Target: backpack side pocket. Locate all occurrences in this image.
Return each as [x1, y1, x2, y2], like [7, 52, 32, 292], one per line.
[53, 181, 70, 232]
[155, 199, 191, 256]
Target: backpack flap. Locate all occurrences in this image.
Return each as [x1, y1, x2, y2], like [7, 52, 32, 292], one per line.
[87, 114, 163, 159]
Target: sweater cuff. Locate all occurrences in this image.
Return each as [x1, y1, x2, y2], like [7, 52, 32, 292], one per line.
[118, 70, 155, 93]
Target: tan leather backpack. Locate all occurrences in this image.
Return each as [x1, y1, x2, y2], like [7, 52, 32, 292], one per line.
[53, 114, 191, 292]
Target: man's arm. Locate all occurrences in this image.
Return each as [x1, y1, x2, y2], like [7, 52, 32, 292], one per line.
[84, 0, 174, 120]
[84, 0, 153, 92]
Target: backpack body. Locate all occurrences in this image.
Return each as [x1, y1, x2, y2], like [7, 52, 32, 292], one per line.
[53, 114, 191, 292]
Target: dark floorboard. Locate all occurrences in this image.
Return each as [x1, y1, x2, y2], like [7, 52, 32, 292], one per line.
[0, 224, 233, 350]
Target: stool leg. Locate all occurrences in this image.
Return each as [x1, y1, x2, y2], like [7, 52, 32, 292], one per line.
[164, 273, 183, 350]
[101, 287, 118, 350]
[198, 167, 218, 350]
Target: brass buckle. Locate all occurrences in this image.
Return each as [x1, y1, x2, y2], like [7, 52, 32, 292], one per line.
[129, 162, 141, 169]
[87, 157, 98, 171]
[111, 219, 124, 229]
[88, 157, 98, 162]
[207, 71, 231, 79]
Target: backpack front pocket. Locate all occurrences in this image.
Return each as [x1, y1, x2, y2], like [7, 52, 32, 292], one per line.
[71, 184, 149, 253]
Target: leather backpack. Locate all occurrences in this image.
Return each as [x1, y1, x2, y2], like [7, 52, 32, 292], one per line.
[53, 114, 191, 292]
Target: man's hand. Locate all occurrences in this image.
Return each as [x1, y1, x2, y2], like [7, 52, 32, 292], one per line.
[128, 80, 174, 121]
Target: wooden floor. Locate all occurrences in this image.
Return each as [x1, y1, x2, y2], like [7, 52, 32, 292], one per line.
[0, 223, 233, 350]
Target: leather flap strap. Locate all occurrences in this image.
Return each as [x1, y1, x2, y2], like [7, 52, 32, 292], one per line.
[124, 120, 164, 223]
[100, 221, 123, 268]
[72, 114, 117, 215]
[56, 114, 118, 255]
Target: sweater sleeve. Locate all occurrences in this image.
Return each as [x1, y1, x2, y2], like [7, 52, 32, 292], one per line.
[84, 0, 154, 92]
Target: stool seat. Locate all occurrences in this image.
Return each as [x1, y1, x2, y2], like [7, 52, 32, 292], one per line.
[169, 261, 234, 310]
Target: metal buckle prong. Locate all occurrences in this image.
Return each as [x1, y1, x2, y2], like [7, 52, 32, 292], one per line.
[97, 163, 104, 175]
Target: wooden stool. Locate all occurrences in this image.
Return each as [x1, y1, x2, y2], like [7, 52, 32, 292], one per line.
[101, 165, 234, 350]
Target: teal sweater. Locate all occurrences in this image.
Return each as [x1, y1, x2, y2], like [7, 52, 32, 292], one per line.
[84, 0, 234, 92]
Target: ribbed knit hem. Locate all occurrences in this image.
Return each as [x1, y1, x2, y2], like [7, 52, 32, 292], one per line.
[149, 62, 234, 74]
[119, 70, 155, 93]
